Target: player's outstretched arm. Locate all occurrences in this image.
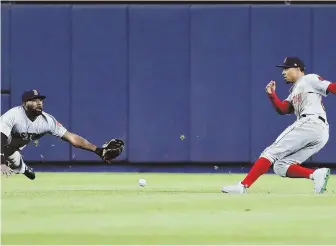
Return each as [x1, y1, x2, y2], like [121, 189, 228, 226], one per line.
[265, 81, 293, 115]
[60, 131, 124, 163]
[61, 131, 101, 154]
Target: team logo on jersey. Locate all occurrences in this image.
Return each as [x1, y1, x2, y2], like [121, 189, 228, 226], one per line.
[292, 93, 302, 105]
[13, 132, 44, 141]
[33, 89, 38, 95]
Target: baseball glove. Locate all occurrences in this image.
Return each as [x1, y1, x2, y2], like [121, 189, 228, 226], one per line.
[95, 139, 124, 163]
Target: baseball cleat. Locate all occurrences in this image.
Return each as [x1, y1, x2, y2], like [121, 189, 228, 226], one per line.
[23, 165, 36, 180]
[221, 182, 247, 194]
[312, 168, 330, 194]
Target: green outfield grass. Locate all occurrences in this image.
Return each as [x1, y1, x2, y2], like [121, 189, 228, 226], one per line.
[1, 172, 336, 245]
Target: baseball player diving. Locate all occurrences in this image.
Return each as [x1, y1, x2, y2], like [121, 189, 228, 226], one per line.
[222, 57, 336, 194]
[1, 89, 124, 179]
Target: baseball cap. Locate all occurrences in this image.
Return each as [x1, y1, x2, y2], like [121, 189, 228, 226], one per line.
[21, 89, 46, 102]
[276, 57, 305, 70]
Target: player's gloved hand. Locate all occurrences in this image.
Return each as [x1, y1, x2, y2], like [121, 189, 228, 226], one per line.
[266, 80, 276, 95]
[94, 139, 124, 163]
[1, 164, 15, 178]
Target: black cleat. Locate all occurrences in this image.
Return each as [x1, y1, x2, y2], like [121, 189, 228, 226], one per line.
[23, 165, 36, 180]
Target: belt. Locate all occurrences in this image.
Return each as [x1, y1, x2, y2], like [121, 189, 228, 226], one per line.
[301, 114, 326, 123]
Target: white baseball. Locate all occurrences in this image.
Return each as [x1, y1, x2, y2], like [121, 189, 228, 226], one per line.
[138, 179, 146, 187]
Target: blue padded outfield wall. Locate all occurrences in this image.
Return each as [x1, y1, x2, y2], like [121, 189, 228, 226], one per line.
[1, 4, 336, 164]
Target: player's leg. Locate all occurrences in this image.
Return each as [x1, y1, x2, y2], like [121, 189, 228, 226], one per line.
[221, 124, 297, 194]
[222, 117, 328, 193]
[220, 157, 270, 194]
[274, 161, 330, 194]
[273, 136, 330, 193]
[6, 151, 36, 180]
[221, 123, 297, 193]
[221, 121, 302, 193]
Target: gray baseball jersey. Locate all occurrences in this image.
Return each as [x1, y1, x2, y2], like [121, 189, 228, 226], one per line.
[261, 73, 331, 173]
[285, 73, 331, 121]
[0, 106, 67, 151]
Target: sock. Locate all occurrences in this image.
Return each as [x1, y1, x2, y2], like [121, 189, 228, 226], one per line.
[286, 164, 314, 179]
[241, 157, 272, 188]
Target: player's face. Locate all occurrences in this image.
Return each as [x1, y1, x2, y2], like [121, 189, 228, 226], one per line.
[282, 67, 301, 83]
[25, 98, 44, 115]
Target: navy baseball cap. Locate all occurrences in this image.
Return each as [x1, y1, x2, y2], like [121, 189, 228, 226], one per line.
[22, 89, 46, 102]
[276, 57, 305, 70]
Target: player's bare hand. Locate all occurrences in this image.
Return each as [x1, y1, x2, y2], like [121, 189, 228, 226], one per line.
[266, 80, 276, 95]
[1, 164, 15, 178]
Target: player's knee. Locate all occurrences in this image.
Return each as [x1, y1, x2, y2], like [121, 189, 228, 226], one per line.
[273, 162, 289, 177]
[260, 152, 276, 165]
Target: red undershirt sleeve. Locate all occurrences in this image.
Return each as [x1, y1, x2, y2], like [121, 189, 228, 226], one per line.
[267, 92, 293, 115]
[327, 83, 336, 94]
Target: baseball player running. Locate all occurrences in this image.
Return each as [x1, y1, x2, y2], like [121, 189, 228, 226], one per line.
[1, 89, 124, 179]
[222, 57, 336, 194]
